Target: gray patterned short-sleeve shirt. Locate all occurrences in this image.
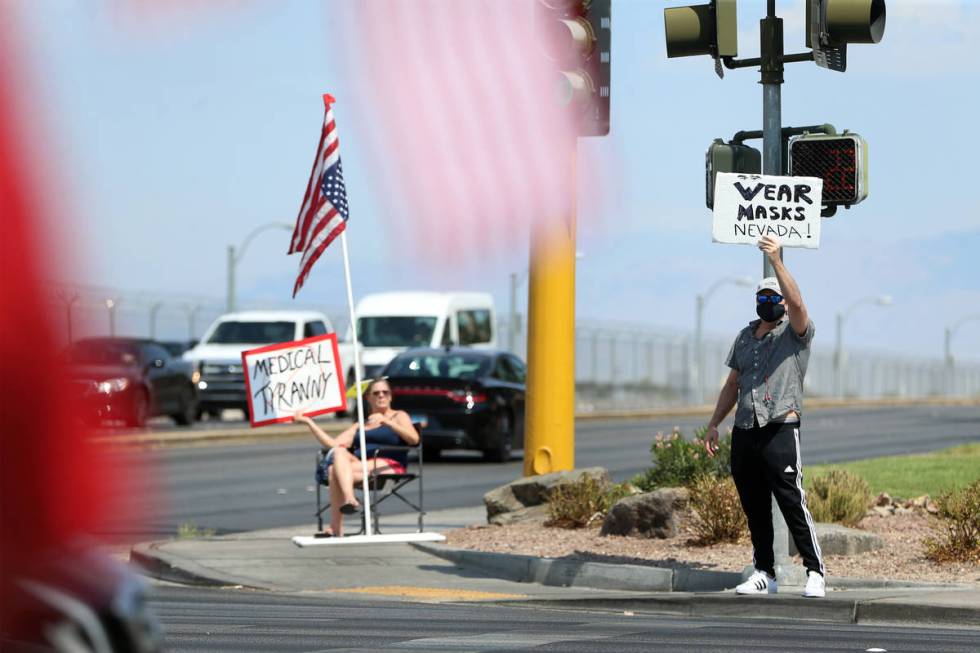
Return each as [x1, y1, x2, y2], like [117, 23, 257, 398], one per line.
[725, 317, 815, 429]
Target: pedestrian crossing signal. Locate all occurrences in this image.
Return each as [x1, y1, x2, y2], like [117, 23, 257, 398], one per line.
[787, 133, 869, 207]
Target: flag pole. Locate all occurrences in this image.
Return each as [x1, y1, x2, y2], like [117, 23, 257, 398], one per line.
[339, 231, 372, 536]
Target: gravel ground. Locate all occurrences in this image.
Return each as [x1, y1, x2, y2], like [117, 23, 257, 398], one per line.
[445, 511, 980, 585]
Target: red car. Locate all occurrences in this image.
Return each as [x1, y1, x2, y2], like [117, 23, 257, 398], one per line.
[65, 338, 199, 428]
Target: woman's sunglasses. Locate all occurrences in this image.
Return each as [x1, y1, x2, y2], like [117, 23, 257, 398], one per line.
[756, 294, 783, 304]
[371, 389, 391, 397]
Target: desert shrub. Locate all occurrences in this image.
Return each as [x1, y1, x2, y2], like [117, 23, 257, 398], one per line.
[688, 474, 747, 545]
[805, 469, 872, 526]
[924, 479, 980, 563]
[546, 476, 632, 529]
[634, 427, 732, 491]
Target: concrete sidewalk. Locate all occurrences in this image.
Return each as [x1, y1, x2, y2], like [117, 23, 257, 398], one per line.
[130, 505, 980, 629]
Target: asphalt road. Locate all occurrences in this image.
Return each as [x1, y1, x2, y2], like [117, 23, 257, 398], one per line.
[151, 585, 980, 652]
[100, 404, 980, 539]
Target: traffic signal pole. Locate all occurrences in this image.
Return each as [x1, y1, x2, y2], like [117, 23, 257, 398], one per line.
[720, 0, 808, 587]
[525, 0, 610, 477]
[758, 1, 802, 588]
[524, 147, 577, 477]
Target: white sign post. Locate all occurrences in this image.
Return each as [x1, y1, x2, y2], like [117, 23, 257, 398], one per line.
[242, 333, 347, 427]
[712, 172, 823, 249]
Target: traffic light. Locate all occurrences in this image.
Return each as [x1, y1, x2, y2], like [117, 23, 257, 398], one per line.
[706, 139, 761, 209]
[664, 1, 737, 63]
[806, 0, 886, 72]
[536, 0, 611, 137]
[788, 133, 868, 206]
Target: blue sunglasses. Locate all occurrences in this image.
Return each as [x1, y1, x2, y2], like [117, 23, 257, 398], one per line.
[757, 294, 783, 304]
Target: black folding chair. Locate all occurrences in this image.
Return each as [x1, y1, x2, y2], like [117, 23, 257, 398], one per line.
[314, 422, 425, 535]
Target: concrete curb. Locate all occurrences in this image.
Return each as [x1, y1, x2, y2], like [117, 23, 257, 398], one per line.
[128, 537, 980, 628]
[129, 541, 265, 590]
[98, 398, 980, 449]
[497, 592, 980, 628]
[416, 543, 980, 627]
[854, 601, 980, 628]
[575, 396, 980, 421]
[497, 594, 861, 624]
[413, 543, 742, 592]
[95, 422, 347, 449]
[413, 543, 961, 594]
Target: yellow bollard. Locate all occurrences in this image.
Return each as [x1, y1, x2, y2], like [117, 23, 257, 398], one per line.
[523, 150, 576, 477]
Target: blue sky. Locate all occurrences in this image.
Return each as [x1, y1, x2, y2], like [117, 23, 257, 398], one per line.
[18, 0, 980, 362]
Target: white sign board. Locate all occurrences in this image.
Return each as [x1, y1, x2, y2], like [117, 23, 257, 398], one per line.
[241, 333, 347, 427]
[712, 173, 823, 249]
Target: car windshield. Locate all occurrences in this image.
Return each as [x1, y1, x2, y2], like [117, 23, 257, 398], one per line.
[206, 321, 295, 344]
[357, 316, 438, 348]
[67, 341, 140, 367]
[386, 353, 490, 380]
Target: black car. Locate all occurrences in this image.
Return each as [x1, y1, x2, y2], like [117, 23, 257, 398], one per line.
[381, 348, 526, 462]
[64, 337, 198, 428]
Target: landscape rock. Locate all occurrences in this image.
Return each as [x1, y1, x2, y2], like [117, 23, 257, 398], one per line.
[483, 467, 610, 522]
[483, 485, 524, 520]
[489, 504, 551, 526]
[868, 493, 939, 517]
[600, 488, 690, 539]
[789, 523, 885, 557]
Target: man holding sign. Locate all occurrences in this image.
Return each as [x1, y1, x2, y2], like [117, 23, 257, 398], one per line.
[704, 236, 826, 599]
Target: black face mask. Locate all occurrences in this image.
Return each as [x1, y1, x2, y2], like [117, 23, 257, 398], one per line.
[756, 302, 786, 323]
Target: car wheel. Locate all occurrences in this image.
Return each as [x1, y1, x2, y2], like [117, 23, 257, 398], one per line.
[171, 386, 197, 426]
[125, 390, 148, 428]
[482, 411, 513, 463]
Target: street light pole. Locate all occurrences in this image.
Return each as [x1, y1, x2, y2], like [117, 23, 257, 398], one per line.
[57, 289, 79, 345]
[105, 298, 118, 337]
[695, 294, 703, 404]
[226, 223, 293, 312]
[187, 304, 202, 341]
[227, 245, 236, 313]
[149, 302, 163, 340]
[835, 296, 892, 398]
[695, 276, 752, 404]
[509, 271, 520, 354]
[945, 314, 980, 396]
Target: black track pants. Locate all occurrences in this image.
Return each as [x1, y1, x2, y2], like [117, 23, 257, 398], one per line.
[731, 421, 825, 577]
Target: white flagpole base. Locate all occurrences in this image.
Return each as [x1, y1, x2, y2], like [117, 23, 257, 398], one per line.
[292, 532, 446, 547]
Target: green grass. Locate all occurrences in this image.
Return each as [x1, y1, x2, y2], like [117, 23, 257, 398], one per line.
[177, 522, 216, 539]
[806, 443, 980, 499]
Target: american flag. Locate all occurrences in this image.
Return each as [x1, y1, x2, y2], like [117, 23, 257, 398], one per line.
[289, 93, 350, 297]
[331, 1, 586, 264]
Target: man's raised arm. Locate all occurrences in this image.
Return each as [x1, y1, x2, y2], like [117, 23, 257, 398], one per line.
[759, 236, 808, 336]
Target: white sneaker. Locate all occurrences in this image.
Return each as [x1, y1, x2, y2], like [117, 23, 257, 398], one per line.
[735, 569, 777, 595]
[803, 570, 826, 598]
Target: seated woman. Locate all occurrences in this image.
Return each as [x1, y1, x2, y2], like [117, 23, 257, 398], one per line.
[293, 378, 418, 537]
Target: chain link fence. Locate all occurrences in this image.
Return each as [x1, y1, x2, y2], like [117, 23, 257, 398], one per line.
[48, 284, 980, 411]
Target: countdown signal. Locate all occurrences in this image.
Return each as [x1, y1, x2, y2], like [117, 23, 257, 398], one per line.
[787, 132, 868, 207]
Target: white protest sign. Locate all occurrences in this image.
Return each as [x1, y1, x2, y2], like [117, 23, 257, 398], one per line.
[712, 172, 823, 249]
[241, 333, 347, 427]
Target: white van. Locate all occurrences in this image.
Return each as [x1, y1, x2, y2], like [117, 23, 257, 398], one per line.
[183, 310, 336, 418]
[343, 292, 496, 382]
